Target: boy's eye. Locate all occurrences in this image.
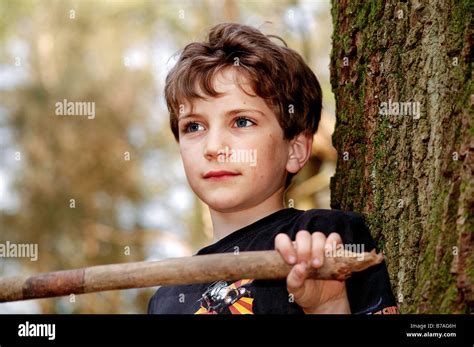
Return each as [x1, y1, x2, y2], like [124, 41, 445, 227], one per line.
[234, 117, 255, 128]
[183, 122, 204, 133]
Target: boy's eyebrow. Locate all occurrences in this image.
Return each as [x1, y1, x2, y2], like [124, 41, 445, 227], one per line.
[178, 108, 267, 122]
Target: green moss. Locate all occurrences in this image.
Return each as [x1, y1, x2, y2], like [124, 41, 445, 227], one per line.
[372, 115, 389, 208]
[439, 285, 459, 313]
[330, 0, 341, 29]
[339, 109, 348, 123]
[377, 238, 385, 252]
[410, 178, 463, 312]
[449, 0, 472, 50]
[411, 188, 447, 309]
[368, 0, 384, 22]
[467, 255, 474, 282]
[342, 34, 352, 53]
[354, 1, 370, 30]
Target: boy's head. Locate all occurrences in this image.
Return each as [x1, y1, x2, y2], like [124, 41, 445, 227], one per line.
[165, 23, 322, 212]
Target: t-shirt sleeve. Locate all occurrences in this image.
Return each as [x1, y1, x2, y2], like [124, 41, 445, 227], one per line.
[342, 211, 399, 314]
[147, 288, 159, 314]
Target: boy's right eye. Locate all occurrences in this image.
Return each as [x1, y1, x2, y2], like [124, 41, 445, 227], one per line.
[182, 122, 204, 133]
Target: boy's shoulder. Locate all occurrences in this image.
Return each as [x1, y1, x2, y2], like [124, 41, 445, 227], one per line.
[195, 208, 373, 255]
[279, 208, 371, 243]
[296, 208, 365, 222]
[282, 207, 366, 225]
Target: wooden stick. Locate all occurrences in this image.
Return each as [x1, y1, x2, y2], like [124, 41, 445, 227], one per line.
[0, 249, 383, 302]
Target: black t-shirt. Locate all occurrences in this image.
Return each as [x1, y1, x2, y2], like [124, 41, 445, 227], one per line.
[147, 208, 398, 314]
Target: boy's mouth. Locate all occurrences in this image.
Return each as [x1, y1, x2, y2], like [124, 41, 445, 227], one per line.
[203, 170, 241, 180]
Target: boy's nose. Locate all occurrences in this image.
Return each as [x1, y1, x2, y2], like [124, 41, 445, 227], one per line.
[203, 128, 228, 162]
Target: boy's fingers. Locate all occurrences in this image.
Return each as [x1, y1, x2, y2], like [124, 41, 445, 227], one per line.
[295, 230, 312, 264]
[287, 262, 308, 293]
[311, 231, 327, 268]
[325, 232, 343, 254]
[274, 233, 296, 264]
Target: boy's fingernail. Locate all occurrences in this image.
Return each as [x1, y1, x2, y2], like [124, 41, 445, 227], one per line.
[288, 255, 296, 264]
[312, 258, 321, 267]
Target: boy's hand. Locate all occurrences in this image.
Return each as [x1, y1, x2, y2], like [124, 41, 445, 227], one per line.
[274, 230, 351, 314]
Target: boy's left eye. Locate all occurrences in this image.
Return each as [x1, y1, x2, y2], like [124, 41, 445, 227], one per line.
[234, 117, 255, 128]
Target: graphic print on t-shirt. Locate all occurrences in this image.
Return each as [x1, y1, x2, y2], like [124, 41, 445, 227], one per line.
[195, 279, 254, 314]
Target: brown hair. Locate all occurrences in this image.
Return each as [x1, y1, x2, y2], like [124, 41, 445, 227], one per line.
[165, 22, 322, 188]
[165, 23, 322, 141]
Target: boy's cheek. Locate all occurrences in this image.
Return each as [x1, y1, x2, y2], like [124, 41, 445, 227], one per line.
[180, 145, 201, 167]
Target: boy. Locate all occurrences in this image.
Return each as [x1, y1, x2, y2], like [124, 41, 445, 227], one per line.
[148, 23, 398, 314]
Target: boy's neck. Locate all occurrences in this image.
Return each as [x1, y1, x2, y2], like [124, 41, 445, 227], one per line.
[209, 189, 287, 242]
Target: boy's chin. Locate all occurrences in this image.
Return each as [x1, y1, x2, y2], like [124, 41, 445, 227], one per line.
[200, 192, 249, 213]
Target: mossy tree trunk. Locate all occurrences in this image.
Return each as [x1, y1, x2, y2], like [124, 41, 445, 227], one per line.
[329, 0, 472, 313]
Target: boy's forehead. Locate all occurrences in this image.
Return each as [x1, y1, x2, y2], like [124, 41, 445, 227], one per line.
[181, 68, 268, 116]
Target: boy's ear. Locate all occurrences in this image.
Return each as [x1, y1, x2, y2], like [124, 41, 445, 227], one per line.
[286, 131, 313, 174]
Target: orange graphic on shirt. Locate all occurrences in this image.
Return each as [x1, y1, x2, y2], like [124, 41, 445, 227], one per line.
[195, 279, 254, 314]
[374, 306, 399, 314]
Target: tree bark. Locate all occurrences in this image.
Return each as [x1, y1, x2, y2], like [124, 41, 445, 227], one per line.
[329, 0, 472, 313]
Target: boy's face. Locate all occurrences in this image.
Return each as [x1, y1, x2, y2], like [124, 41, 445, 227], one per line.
[177, 68, 293, 213]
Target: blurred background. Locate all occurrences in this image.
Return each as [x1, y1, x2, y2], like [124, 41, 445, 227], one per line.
[0, 0, 335, 313]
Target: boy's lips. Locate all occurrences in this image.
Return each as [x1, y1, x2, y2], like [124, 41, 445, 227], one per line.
[203, 170, 241, 180]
